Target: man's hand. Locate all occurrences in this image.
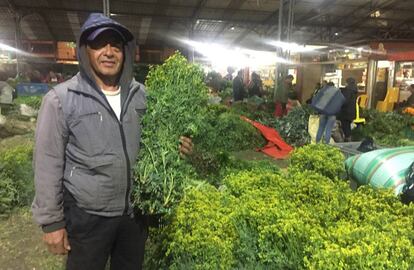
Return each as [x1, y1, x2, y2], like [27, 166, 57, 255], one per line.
[43, 228, 71, 255]
[179, 136, 193, 158]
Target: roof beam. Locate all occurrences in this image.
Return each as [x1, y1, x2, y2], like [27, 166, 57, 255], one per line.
[191, 0, 208, 20]
[213, 0, 249, 39]
[294, 0, 339, 25]
[305, 0, 387, 43]
[324, 0, 402, 42]
[231, 0, 295, 46]
[140, 0, 171, 45]
[37, 12, 57, 41]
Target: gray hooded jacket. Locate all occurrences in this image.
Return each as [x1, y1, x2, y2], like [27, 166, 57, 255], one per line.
[32, 13, 146, 232]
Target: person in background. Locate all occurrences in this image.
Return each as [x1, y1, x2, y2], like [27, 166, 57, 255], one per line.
[233, 70, 245, 102]
[47, 70, 58, 83]
[32, 13, 192, 270]
[224, 66, 235, 81]
[247, 72, 263, 97]
[30, 70, 43, 83]
[406, 84, 414, 107]
[286, 90, 301, 114]
[306, 82, 322, 104]
[338, 77, 358, 142]
[56, 73, 64, 83]
[314, 84, 344, 144]
[274, 74, 294, 117]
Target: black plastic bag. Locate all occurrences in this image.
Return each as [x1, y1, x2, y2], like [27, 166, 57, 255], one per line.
[400, 162, 414, 205]
[357, 137, 376, 153]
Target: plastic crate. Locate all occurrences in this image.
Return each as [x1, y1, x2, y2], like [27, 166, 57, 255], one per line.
[16, 83, 49, 96]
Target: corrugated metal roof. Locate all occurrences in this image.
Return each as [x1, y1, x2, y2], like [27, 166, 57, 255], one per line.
[0, 0, 413, 49]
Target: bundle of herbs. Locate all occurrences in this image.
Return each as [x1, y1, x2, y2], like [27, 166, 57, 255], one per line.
[190, 105, 266, 184]
[352, 109, 414, 146]
[259, 105, 314, 147]
[133, 52, 209, 215]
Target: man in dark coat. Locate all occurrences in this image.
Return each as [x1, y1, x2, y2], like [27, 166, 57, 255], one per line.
[338, 77, 358, 142]
[247, 72, 263, 97]
[32, 13, 192, 270]
[233, 70, 245, 102]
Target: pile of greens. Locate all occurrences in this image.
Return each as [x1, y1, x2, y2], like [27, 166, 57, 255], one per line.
[352, 109, 414, 146]
[13, 96, 43, 110]
[257, 105, 314, 147]
[133, 52, 209, 215]
[0, 143, 34, 216]
[145, 145, 414, 269]
[190, 104, 266, 184]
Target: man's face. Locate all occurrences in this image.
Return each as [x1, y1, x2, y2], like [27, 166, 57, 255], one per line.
[86, 30, 124, 79]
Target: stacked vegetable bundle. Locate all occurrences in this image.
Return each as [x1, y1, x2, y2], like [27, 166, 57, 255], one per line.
[133, 52, 209, 215]
[353, 109, 414, 147]
[0, 143, 34, 216]
[145, 144, 414, 269]
[190, 104, 266, 184]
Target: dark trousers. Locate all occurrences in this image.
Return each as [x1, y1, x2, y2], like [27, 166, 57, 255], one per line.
[341, 119, 352, 138]
[63, 191, 148, 270]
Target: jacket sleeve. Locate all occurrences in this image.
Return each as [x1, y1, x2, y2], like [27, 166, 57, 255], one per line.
[31, 89, 68, 233]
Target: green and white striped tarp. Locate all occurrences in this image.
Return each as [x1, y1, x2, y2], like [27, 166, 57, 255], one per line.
[345, 146, 414, 195]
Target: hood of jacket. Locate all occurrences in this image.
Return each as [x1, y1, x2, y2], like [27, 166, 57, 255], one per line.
[77, 13, 136, 104]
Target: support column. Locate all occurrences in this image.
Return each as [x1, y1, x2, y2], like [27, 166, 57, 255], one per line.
[14, 14, 22, 76]
[103, 0, 110, 17]
[188, 22, 195, 63]
[274, 0, 284, 100]
[366, 59, 377, 109]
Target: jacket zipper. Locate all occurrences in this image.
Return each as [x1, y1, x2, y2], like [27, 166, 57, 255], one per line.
[69, 85, 140, 215]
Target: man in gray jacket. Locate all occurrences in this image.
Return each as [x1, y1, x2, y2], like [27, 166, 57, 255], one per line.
[32, 13, 192, 270]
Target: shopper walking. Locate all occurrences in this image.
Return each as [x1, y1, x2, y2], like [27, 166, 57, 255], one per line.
[338, 77, 358, 142]
[312, 84, 345, 144]
[32, 13, 192, 270]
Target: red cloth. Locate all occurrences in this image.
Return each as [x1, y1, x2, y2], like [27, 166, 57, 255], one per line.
[241, 116, 294, 159]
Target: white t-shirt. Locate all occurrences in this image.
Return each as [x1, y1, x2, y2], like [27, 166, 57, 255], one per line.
[102, 88, 121, 120]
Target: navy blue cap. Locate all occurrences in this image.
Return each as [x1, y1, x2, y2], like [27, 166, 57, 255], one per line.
[87, 26, 126, 42]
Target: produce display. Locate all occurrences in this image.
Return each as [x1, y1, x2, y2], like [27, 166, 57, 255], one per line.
[133, 52, 209, 215]
[190, 104, 267, 183]
[352, 109, 414, 147]
[289, 143, 345, 179]
[0, 143, 34, 216]
[264, 105, 313, 147]
[145, 144, 414, 269]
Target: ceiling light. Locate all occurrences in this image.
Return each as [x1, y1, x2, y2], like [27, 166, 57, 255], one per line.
[370, 10, 381, 18]
[268, 41, 326, 52]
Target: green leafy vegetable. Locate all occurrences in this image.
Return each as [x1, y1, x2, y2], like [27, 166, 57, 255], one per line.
[133, 52, 208, 215]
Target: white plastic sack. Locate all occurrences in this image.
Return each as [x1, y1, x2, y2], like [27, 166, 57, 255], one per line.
[308, 115, 334, 144]
[20, 104, 38, 117]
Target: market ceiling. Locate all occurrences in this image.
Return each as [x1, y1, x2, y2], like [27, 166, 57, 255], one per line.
[0, 0, 414, 50]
